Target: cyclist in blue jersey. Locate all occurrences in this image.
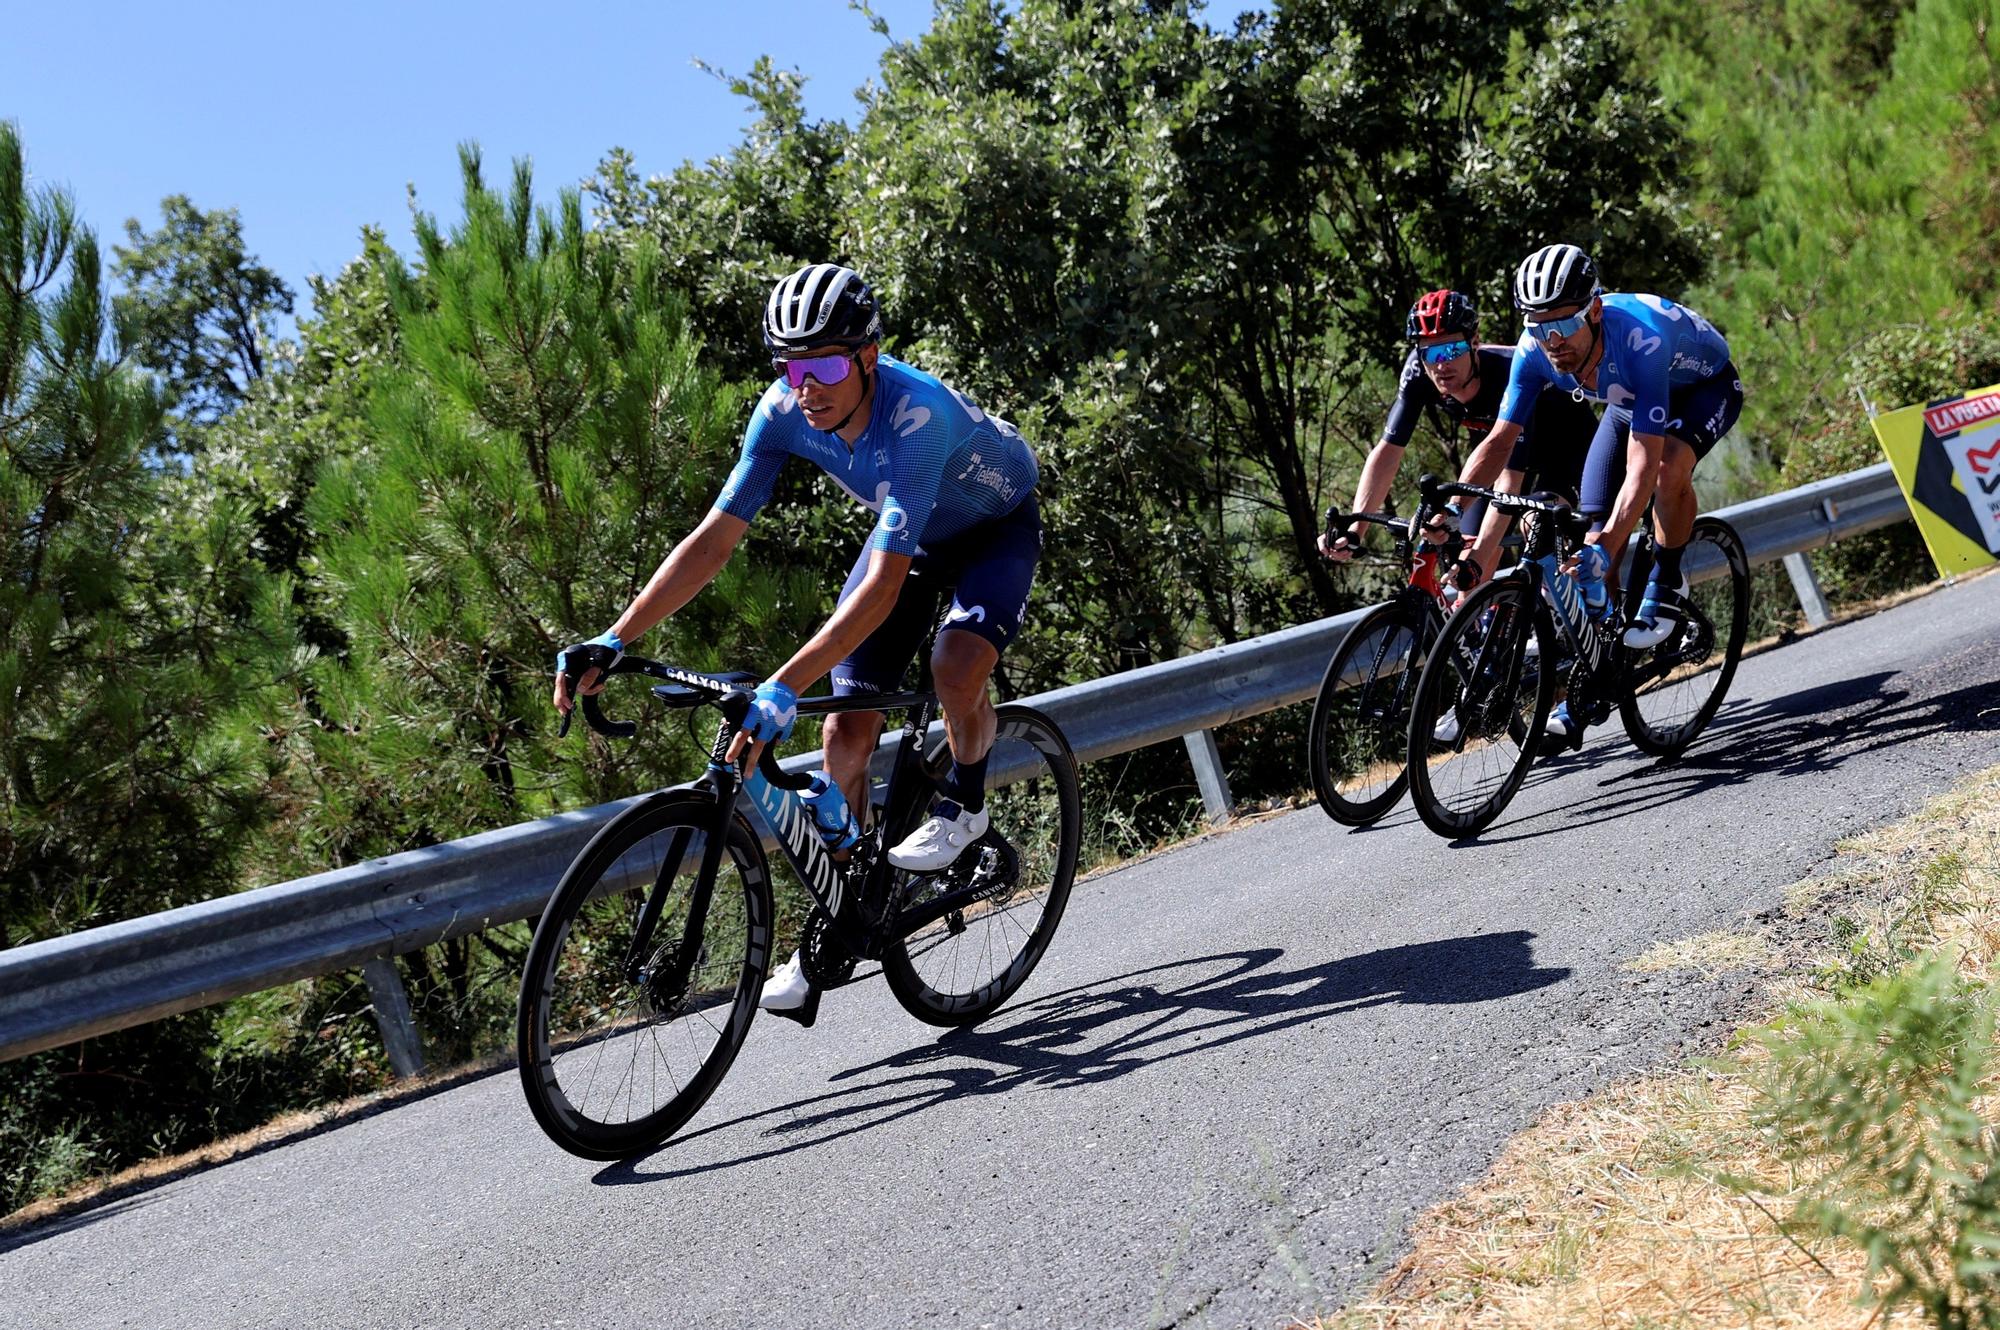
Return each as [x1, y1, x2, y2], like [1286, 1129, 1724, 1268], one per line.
[552, 263, 1042, 1019]
[1448, 243, 1744, 750]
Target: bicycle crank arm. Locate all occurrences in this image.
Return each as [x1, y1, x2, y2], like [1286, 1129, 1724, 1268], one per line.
[892, 832, 1022, 935]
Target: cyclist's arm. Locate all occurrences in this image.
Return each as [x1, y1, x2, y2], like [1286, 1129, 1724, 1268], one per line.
[768, 548, 914, 693]
[1323, 437, 1403, 554]
[1327, 354, 1426, 557]
[1460, 343, 1540, 490]
[1457, 420, 1523, 489]
[610, 508, 748, 644]
[1462, 465, 1527, 587]
[1591, 429, 1664, 568]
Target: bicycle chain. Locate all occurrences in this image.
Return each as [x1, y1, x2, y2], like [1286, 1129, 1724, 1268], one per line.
[799, 906, 858, 990]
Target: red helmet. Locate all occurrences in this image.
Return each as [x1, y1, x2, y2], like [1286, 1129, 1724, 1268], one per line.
[1406, 289, 1478, 340]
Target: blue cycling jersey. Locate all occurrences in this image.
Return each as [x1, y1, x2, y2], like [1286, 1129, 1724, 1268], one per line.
[1498, 293, 1732, 437]
[715, 356, 1039, 557]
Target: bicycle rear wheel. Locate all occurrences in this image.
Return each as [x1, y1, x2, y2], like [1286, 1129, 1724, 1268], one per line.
[1406, 575, 1556, 838]
[1620, 515, 1750, 757]
[517, 792, 773, 1160]
[1308, 600, 1429, 826]
[883, 704, 1081, 1026]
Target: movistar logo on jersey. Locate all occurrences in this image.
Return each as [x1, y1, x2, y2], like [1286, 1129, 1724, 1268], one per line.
[891, 394, 932, 437]
[1627, 328, 1663, 356]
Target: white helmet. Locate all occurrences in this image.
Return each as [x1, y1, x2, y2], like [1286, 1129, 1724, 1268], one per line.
[1513, 244, 1600, 313]
[763, 263, 883, 352]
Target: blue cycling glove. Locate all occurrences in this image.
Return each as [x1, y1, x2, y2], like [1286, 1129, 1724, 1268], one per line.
[556, 630, 623, 678]
[1572, 544, 1610, 617]
[745, 679, 798, 745]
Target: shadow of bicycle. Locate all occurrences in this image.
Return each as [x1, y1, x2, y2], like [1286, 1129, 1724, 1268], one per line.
[594, 932, 1571, 1185]
[1462, 668, 2000, 845]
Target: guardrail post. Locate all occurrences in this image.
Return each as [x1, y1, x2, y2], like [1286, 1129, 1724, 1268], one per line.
[361, 957, 425, 1079]
[1782, 551, 1834, 629]
[1181, 729, 1233, 823]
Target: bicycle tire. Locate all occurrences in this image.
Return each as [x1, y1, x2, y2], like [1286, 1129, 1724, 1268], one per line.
[517, 791, 773, 1160]
[1619, 516, 1750, 758]
[1308, 600, 1429, 826]
[1406, 575, 1556, 838]
[882, 704, 1081, 1026]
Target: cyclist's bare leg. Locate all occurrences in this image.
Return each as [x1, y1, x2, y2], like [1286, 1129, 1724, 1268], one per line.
[822, 709, 886, 828]
[932, 629, 999, 766]
[1654, 436, 1700, 548]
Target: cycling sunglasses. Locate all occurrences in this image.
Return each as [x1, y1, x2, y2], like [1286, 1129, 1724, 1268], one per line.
[773, 351, 858, 389]
[1527, 310, 1591, 343]
[1419, 339, 1473, 367]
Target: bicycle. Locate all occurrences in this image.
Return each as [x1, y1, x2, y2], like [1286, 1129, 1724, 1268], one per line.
[517, 645, 1082, 1161]
[1403, 475, 1750, 838]
[1306, 498, 1462, 826]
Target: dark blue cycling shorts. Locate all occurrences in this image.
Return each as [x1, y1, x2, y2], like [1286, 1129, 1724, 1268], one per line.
[1579, 364, 1744, 519]
[831, 494, 1042, 697]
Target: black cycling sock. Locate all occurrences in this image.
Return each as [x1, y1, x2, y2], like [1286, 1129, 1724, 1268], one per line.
[1653, 542, 1685, 586]
[942, 749, 991, 814]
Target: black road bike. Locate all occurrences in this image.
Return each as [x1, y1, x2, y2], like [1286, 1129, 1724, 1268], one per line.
[517, 652, 1081, 1160]
[1307, 499, 1461, 825]
[1404, 476, 1751, 838]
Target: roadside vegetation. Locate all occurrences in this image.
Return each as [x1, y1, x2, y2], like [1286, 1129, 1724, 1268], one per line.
[5, 0, 1999, 1217]
[1306, 761, 2000, 1330]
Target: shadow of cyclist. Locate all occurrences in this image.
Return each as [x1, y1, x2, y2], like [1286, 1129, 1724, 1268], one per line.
[1460, 668, 2000, 845]
[593, 932, 1570, 1185]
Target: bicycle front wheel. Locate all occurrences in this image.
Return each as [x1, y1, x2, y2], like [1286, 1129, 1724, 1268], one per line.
[1308, 600, 1429, 826]
[517, 792, 773, 1160]
[1620, 515, 1750, 758]
[1406, 575, 1555, 838]
[884, 704, 1081, 1026]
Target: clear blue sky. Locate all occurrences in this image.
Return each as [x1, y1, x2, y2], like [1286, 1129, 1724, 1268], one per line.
[7, 0, 1259, 328]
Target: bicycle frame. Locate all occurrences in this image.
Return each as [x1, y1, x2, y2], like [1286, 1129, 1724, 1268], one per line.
[578, 651, 1013, 1010]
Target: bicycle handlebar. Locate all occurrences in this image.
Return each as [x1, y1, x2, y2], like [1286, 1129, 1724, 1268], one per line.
[557, 655, 810, 790]
[1417, 472, 1580, 524]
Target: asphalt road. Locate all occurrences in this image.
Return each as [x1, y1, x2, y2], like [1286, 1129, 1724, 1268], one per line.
[7, 573, 2000, 1330]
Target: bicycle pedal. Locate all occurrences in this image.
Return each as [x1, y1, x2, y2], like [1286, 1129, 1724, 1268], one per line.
[764, 987, 820, 1029]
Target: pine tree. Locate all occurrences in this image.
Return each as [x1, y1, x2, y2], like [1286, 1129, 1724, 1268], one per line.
[0, 121, 292, 944]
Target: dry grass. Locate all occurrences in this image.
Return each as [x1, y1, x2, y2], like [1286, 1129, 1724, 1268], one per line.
[1624, 930, 1773, 976]
[1297, 761, 2000, 1330]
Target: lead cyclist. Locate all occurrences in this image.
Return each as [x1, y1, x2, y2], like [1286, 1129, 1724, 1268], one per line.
[551, 263, 1043, 1022]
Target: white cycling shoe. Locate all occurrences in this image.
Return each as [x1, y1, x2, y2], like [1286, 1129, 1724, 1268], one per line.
[1432, 710, 1463, 745]
[758, 951, 820, 1027]
[888, 800, 989, 871]
[1622, 576, 1692, 650]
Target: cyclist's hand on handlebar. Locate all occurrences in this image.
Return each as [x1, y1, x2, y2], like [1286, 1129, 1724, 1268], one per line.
[1421, 502, 1462, 545]
[1449, 555, 1484, 594]
[723, 679, 797, 772]
[553, 631, 624, 715]
[1317, 529, 1363, 562]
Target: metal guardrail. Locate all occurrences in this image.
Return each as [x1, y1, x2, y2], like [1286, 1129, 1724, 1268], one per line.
[0, 463, 1910, 1068]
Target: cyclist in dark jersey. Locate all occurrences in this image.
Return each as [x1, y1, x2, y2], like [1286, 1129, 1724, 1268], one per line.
[553, 263, 1041, 1021]
[1323, 288, 1596, 579]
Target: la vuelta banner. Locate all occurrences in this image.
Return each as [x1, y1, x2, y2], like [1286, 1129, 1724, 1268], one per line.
[1870, 383, 2000, 577]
